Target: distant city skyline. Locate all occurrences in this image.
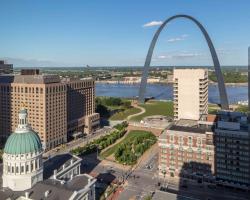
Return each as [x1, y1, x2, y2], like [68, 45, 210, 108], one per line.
[0, 0, 250, 67]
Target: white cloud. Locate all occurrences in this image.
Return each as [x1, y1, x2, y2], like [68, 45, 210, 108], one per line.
[142, 21, 163, 27]
[156, 52, 203, 60]
[167, 34, 189, 43]
[157, 55, 172, 59]
[167, 37, 184, 42]
[172, 53, 202, 58]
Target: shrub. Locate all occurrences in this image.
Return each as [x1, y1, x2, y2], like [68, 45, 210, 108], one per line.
[113, 131, 156, 165]
[71, 123, 127, 156]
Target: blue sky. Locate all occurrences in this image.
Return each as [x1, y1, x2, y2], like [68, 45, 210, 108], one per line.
[0, 0, 250, 67]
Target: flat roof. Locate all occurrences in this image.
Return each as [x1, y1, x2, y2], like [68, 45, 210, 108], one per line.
[175, 119, 198, 127]
[168, 125, 207, 134]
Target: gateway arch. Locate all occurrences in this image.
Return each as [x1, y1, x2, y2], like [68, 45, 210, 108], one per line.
[138, 14, 229, 110]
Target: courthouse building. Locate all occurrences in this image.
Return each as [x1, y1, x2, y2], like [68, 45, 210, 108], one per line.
[1, 108, 96, 200]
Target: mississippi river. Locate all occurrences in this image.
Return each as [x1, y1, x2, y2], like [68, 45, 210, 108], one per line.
[96, 83, 248, 104]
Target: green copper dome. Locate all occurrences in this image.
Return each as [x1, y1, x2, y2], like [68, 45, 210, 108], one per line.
[4, 131, 42, 155]
[4, 108, 43, 155]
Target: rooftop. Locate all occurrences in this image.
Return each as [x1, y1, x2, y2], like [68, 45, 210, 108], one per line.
[0, 153, 94, 200]
[216, 110, 249, 132]
[175, 119, 198, 127]
[168, 125, 208, 134]
[43, 154, 80, 179]
[0, 174, 93, 200]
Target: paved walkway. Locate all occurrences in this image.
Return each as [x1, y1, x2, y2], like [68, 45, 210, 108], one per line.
[126, 104, 145, 121]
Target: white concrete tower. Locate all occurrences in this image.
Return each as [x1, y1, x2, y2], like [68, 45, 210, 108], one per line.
[173, 68, 208, 120]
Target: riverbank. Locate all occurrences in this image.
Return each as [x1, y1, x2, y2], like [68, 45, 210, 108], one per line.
[96, 83, 248, 104]
[96, 80, 248, 86]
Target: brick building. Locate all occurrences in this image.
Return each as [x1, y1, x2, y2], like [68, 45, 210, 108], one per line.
[0, 70, 99, 149]
[158, 122, 215, 180]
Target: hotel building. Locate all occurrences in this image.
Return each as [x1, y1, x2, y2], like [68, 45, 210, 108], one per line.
[65, 78, 100, 135]
[173, 69, 208, 121]
[0, 70, 99, 150]
[158, 119, 215, 180]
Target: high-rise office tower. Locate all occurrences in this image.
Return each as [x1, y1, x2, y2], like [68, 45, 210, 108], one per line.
[1, 71, 67, 150]
[0, 69, 99, 150]
[173, 69, 208, 120]
[64, 78, 100, 135]
[0, 60, 13, 75]
[215, 111, 250, 189]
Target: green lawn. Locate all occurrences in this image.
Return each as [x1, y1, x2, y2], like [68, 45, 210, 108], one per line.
[130, 100, 173, 121]
[100, 130, 154, 159]
[208, 104, 220, 114]
[110, 107, 141, 120]
[235, 105, 248, 113]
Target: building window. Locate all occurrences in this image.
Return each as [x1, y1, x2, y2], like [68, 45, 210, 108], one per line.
[197, 137, 202, 146]
[178, 136, 183, 145]
[170, 134, 174, 143]
[188, 136, 192, 145]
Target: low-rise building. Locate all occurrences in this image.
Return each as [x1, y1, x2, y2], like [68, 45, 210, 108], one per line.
[158, 120, 215, 180]
[0, 60, 13, 75]
[159, 111, 250, 190]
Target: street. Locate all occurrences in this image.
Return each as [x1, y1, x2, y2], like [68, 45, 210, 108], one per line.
[39, 126, 250, 200]
[43, 126, 112, 158]
[116, 146, 250, 200]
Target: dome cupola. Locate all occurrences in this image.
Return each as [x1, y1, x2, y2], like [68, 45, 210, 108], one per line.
[4, 108, 42, 155]
[2, 108, 44, 191]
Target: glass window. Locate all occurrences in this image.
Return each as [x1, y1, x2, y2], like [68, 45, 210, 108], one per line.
[188, 136, 192, 144]
[170, 134, 174, 143]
